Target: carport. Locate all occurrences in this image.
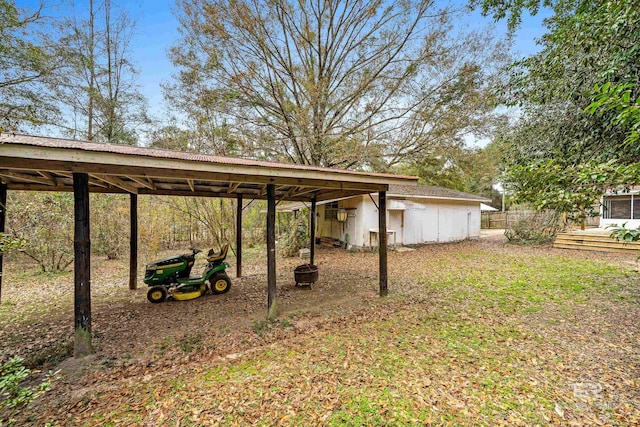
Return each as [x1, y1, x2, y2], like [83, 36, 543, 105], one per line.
[0, 134, 418, 356]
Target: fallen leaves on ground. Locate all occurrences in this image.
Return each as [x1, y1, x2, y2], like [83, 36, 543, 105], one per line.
[1, 234, 639, 426]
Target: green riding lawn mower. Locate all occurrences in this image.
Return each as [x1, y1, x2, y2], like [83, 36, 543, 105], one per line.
[144, 244, 232, 303]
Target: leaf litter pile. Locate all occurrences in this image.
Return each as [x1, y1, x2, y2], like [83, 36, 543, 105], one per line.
[1, 234, 639, 426]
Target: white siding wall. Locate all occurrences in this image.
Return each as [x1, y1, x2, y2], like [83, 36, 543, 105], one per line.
[600, 218, 640, 229]
[313, 195, 483, 247]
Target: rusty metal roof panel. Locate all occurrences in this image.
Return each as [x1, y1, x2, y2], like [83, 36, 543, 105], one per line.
[0, 133, 416, 181]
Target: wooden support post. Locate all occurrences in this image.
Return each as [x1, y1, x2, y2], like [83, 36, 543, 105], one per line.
[0, 183, 6, 303]
[266, 184, 277, 319]
[73, 173, 93, 356]
[129, 194, 138, 290]
[236, 194, 242, 278]
[378, 191, 388, 297]
[310, 197, 316, 265]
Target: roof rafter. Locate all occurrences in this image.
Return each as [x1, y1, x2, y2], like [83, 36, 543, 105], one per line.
[288, 187, 318, 199]
[37, 171, 59, 186]
[90, 174, 138, 194]
[128, 176, 156, 190]
[0, 170, 55, 186]
[228, 182, 240, 194]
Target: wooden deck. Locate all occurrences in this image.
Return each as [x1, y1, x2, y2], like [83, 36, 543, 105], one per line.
[553, 229, 640, 254]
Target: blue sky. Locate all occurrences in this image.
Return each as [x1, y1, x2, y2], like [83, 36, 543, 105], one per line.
[21, 0, 553, 121]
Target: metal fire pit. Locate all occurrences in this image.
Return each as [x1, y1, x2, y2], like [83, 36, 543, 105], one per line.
[294, 264, 318, 287]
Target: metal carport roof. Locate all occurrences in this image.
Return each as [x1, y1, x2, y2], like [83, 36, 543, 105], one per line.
[0, 134, 417, 200]
[0, 133, 417, 357]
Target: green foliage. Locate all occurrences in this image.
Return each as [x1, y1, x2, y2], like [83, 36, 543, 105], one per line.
[471, 0, 555, 32]
[607, 222, 640, 243]
[504, 160, 640, 220]
[0, 234, 24, 253]
[8, 192, 74, 273]
[277, 214, 309, 258]
[486, 0, 640, 208]
[91, 194, 129, 260]
[587, 82, 640, 145]
[53, 0, 149, 144]
[397, 142, 503, 207]
[0, 356, 52, 415]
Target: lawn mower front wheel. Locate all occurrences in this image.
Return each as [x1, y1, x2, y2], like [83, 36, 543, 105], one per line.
[147, 285, 168, 303]
[210, 273, 231, 295]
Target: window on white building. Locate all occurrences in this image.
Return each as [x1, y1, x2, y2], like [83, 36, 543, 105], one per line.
[324, 201, 339, 220]
[602, 195, 640, 219]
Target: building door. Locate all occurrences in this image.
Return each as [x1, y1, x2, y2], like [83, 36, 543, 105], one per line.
[388, 210, 404, 245]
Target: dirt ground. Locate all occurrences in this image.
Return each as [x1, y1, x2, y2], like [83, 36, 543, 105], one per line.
[0, 231, 635, 367]
[1, 233, 639, 425]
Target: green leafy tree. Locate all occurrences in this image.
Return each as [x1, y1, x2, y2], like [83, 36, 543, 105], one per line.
[587, 82, 640, 145]
[476, 0, 640, 220]
[504, 160, 640, 220]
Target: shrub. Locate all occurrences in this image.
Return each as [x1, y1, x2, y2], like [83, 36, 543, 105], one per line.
[8, 192, 74, 272]
[92, 194, 129, 260]
[0, 357, 53, 421]
[504, 210, 562, 244]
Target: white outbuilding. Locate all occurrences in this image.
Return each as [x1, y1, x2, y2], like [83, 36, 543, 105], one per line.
[290, 184, 491, 249]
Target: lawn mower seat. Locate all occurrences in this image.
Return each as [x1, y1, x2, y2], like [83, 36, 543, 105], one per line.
[207, 244, 229, 262]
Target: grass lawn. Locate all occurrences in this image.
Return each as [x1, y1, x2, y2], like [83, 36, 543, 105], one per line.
[1, 236, 639, 426]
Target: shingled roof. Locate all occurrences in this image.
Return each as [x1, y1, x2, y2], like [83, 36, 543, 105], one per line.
[388, 184, 491, 202]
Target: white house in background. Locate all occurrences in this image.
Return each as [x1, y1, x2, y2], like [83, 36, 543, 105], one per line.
[600, 187, 640, 229]
[289, 184, 490, 249]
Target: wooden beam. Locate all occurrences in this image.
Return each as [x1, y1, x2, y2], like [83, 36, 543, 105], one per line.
[90, 174, 138, 194]
[0, 171, 53, 186]
[129, 194, 138, 290]
[228, 182, 240, 194]
[260, 184, 267, 196]
[267, 184, 277, 320]
[310, 197, 316, 266]
[379, 191, 388, 297]
[0, 157, 392, 193]
[37, 171, 59, 185]
[53, 171, 105, 187]
[315, 189, 370, 202]
[288, 187, 318, 198]
[128, 176, 155, 190]
[55, 172, 109, 191]
[187, 179, 195, 192]
[0, 142, 409, 188]
[285, 186, 299, 198]
[0, 183, 6, 303]
[3, 183, 372, 202]
[73, 173, 93, 357]
[236, 194, 242, 278]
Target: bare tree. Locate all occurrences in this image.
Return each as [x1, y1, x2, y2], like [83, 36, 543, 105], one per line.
[168, 0, 508, 168]
[0, 0, 61, 133]
[54, 0, 149, 144]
